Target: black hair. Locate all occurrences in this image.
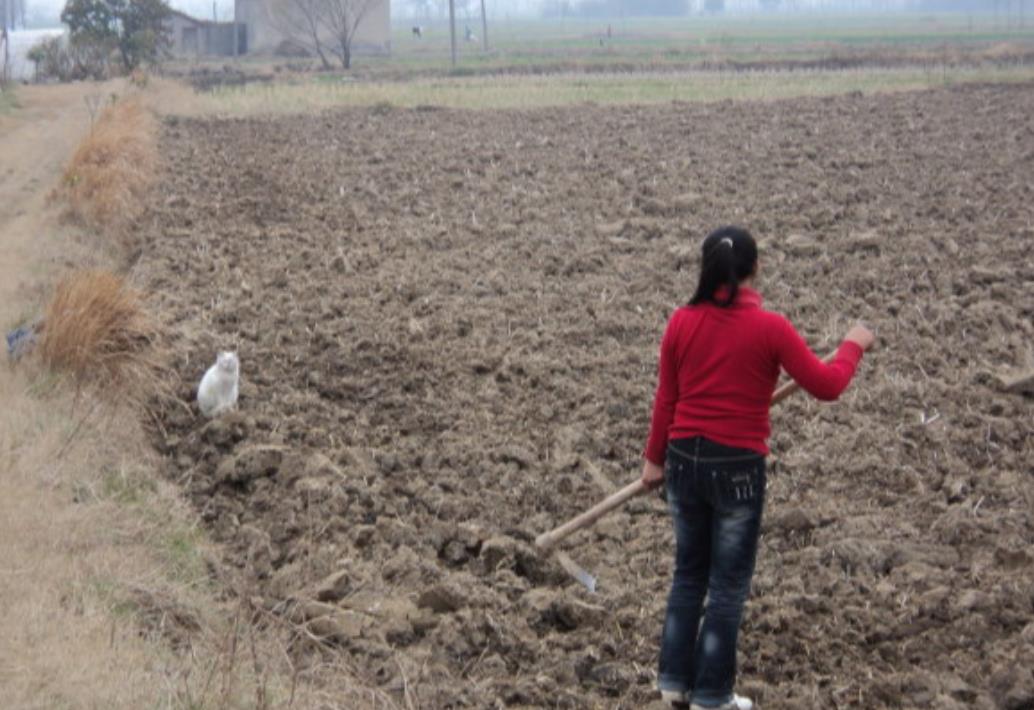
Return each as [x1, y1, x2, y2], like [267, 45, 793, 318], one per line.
[688, 226, 758, 307]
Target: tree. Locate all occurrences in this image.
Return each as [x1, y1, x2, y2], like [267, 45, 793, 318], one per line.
[270, 0, 334, 69]
[28, 36, 69, 80]
[320, 0, 378, 69]
[60, 0, 171, 74]
[272, 0, 378, 70]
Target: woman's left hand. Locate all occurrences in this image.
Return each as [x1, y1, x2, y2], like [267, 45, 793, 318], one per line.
[641, 459, 665, 490]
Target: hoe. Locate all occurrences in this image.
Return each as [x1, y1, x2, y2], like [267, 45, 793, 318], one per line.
[537, 354, 836, 591]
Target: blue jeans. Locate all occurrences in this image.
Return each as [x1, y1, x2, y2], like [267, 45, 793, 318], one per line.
[657, 437, 766, 708]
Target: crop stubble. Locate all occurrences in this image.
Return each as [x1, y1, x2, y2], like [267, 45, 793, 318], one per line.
[136, 82, 1034, 708]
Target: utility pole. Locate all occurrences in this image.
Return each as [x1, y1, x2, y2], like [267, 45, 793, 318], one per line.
[1, 0, 9, 86]
[480, 0, 488, 52]
[449, 0, 456, 68]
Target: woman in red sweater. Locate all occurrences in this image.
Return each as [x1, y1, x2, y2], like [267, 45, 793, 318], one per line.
[643, 226, 873, 710]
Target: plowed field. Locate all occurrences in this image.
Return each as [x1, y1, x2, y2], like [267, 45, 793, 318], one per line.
[137, 81, 1034, 709]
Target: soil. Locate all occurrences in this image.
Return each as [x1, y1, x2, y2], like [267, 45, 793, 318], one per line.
[136, 81, 1034, 709]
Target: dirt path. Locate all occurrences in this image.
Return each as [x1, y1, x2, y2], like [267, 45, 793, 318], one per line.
[0, 83, 106, 318]
[0, 80, 173, 709]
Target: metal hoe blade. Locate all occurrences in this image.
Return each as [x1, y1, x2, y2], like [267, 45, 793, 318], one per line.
[555, 550, 597, 594]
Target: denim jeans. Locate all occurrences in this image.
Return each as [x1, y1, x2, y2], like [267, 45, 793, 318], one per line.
[657, 436, 766, 708]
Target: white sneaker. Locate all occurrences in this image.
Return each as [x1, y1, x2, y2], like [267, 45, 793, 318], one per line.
[690, 694, 753, 710]
[661, 689, 690, 707]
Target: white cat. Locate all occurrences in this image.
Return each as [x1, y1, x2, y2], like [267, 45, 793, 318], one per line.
[197, 351, 239, 417]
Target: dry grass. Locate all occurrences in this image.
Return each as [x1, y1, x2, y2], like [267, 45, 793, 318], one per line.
[60, 96, 157, 235]
[172, 64, 1034, 115]
[0, 80, 405, 710]
[37, 270, 165, 400]
[0, 370, 405, 709]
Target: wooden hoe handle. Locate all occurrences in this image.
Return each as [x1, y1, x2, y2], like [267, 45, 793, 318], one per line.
[535, 480, 646, 551]
[534, 351, 838, 551]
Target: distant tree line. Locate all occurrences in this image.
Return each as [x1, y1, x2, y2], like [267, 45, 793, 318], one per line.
[406, 0, 483, 21]
[918, 0, 1025, 12]
[541, 0, 1027, 15]
[542, 0, 692, 18]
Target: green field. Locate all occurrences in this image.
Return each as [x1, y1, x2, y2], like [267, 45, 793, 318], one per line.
[375, 13, 1034, 75]
[190, 64, 1034, 114]
[177, 12, 1034, 114]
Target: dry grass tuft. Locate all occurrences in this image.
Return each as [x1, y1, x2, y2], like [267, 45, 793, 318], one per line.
[38, 270, 165, 398]
[61, 97, 157, 234]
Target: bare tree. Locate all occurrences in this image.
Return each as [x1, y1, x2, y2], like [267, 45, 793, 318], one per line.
[320, 0, 378, 70]
[272, 0, 378, 70]
[269, 0, 334, 69]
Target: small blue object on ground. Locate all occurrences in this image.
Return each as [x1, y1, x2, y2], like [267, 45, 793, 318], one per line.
[6, 324, 39, 361]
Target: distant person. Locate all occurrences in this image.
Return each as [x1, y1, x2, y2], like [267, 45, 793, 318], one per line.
[464, 25, 476, 43]
[412, 26, 422, 38]
[641, 226, 874, 710]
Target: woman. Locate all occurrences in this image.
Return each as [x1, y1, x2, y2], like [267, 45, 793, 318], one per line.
[642, 226, 874, 710]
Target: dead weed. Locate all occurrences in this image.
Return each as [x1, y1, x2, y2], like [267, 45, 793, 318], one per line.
[37, 269, 165, 401]
[61, 96, 157, 236]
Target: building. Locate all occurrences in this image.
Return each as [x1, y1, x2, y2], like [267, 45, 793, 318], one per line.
[166, 10, 245, 57]
[233, 0, 390, 57]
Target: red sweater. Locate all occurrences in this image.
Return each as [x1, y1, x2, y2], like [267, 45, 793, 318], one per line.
[644, 287, 863, 463]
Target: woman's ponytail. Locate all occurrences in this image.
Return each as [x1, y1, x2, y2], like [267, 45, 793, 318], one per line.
[688, 226, 758, 307]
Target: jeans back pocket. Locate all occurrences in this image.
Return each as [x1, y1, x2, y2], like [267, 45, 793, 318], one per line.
[715, 463, 766, 510]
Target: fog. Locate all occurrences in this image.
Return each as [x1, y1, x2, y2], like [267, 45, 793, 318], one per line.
[15, 0, 237, 27]
[10, 0, 1018, 31]
[397, 0, 999, 20]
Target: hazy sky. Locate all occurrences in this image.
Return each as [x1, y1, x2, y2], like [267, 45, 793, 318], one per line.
[25, 0, 933, 28]
[26, 0, 547, 24]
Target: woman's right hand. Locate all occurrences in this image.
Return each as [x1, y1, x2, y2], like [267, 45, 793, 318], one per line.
[641, 459, 665, 491]
[845, 324, 876, 351]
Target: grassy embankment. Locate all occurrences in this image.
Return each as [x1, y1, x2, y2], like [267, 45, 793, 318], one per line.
[1, 85, 400, 709]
